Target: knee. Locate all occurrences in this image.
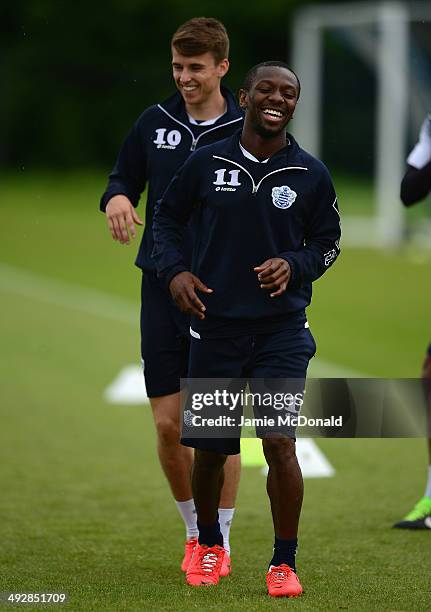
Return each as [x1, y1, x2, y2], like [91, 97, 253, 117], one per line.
[153, 414, 181, 447]
[262, 437, 296, 466]
[195, 449, 227, 471]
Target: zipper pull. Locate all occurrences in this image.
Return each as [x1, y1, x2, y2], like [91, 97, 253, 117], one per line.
[190, 139, 197, 151]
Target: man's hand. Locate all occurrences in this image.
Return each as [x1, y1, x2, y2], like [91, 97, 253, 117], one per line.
[105, 195, 143, 244]
[254, 258, 291, 297]
[169, 272, 213, 320]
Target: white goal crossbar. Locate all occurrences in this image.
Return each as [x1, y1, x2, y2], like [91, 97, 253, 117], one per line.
[291, 1, 431, 247]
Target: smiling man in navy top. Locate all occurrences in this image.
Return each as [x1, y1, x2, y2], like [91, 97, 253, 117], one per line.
[153, 61, 341, 595]
[100, 18, 243, 576]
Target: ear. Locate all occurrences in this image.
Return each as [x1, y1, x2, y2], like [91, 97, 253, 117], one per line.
[239, 88, 248, 109]
[217, 58, 229, 78]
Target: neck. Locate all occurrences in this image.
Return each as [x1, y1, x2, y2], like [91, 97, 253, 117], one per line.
[240, 129, 287, 161]
[185, 89, 226, 121]
[240, 115, 288, 160]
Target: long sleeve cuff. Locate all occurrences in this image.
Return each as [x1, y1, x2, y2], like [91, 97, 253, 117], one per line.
[161, 265, 189, 291]
[279, 254, 301, 289]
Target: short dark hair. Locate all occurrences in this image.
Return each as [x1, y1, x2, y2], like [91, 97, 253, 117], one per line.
[243, 61, 301, 98]
[171, 17, 230, 64]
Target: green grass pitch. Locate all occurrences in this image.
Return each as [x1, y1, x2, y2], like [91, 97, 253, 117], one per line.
[1, 172, 431, 610]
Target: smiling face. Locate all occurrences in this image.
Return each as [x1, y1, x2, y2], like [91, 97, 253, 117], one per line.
[239, 66, 299, 138]
[172, 49, 229, 108]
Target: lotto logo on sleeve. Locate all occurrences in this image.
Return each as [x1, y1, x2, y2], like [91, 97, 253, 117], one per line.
[272, 185, 297, 209]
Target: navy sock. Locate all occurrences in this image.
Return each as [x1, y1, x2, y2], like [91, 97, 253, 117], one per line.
[197, 519, 223, 548]
[269, 537, 298, 572]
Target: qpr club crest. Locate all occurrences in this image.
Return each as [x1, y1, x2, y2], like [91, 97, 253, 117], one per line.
[271, 185, 297, 209]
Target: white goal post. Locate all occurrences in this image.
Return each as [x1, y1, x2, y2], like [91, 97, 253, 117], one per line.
[291, 1, 431, 248]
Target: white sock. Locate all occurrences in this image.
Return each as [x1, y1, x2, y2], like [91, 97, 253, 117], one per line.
[175, 499, 198, 540]
[424, 465, 431, 499]
[218, 507, 235, 555]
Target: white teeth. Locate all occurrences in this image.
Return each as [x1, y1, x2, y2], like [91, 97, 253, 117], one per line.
[262, 109, 283, 118]
[183, 86, 197, 91]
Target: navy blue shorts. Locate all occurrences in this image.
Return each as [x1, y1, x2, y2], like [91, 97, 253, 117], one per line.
[182, 325, 316, 454]
[140, 272, 189, 398]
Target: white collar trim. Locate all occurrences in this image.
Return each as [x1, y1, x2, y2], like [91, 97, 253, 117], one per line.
[187, 113, 224, 126]
[239, 142, 269, 163]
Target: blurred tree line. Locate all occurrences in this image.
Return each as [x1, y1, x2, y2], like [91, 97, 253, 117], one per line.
[1, 0, 372, 173]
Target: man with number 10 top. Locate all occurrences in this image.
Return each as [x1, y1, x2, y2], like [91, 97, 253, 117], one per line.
[153, 61, 341, 595]
[100, 18, 243, 573]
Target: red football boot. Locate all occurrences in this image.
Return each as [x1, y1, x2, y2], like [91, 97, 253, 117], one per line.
[266, 564, 303, 597]
[186, 543, 225, 586]
[220, 550, 231, 577]
[181, 537, 197, 572]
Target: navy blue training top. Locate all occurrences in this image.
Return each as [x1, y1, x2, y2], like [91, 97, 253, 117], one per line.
[152, 131, 341, 338]
[100, 87, 243, 272]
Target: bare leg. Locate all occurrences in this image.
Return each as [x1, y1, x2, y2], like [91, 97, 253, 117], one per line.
[423, 355, 431, 493]
[422, 354, 431, 466]
[192, 449, 227, 525]
[220, 454, 241, 508]
[393, 349, 431, 527]
[151, 393, 241, 505]
[262, 437, 303, 539]
[150, 392, 193, 500]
